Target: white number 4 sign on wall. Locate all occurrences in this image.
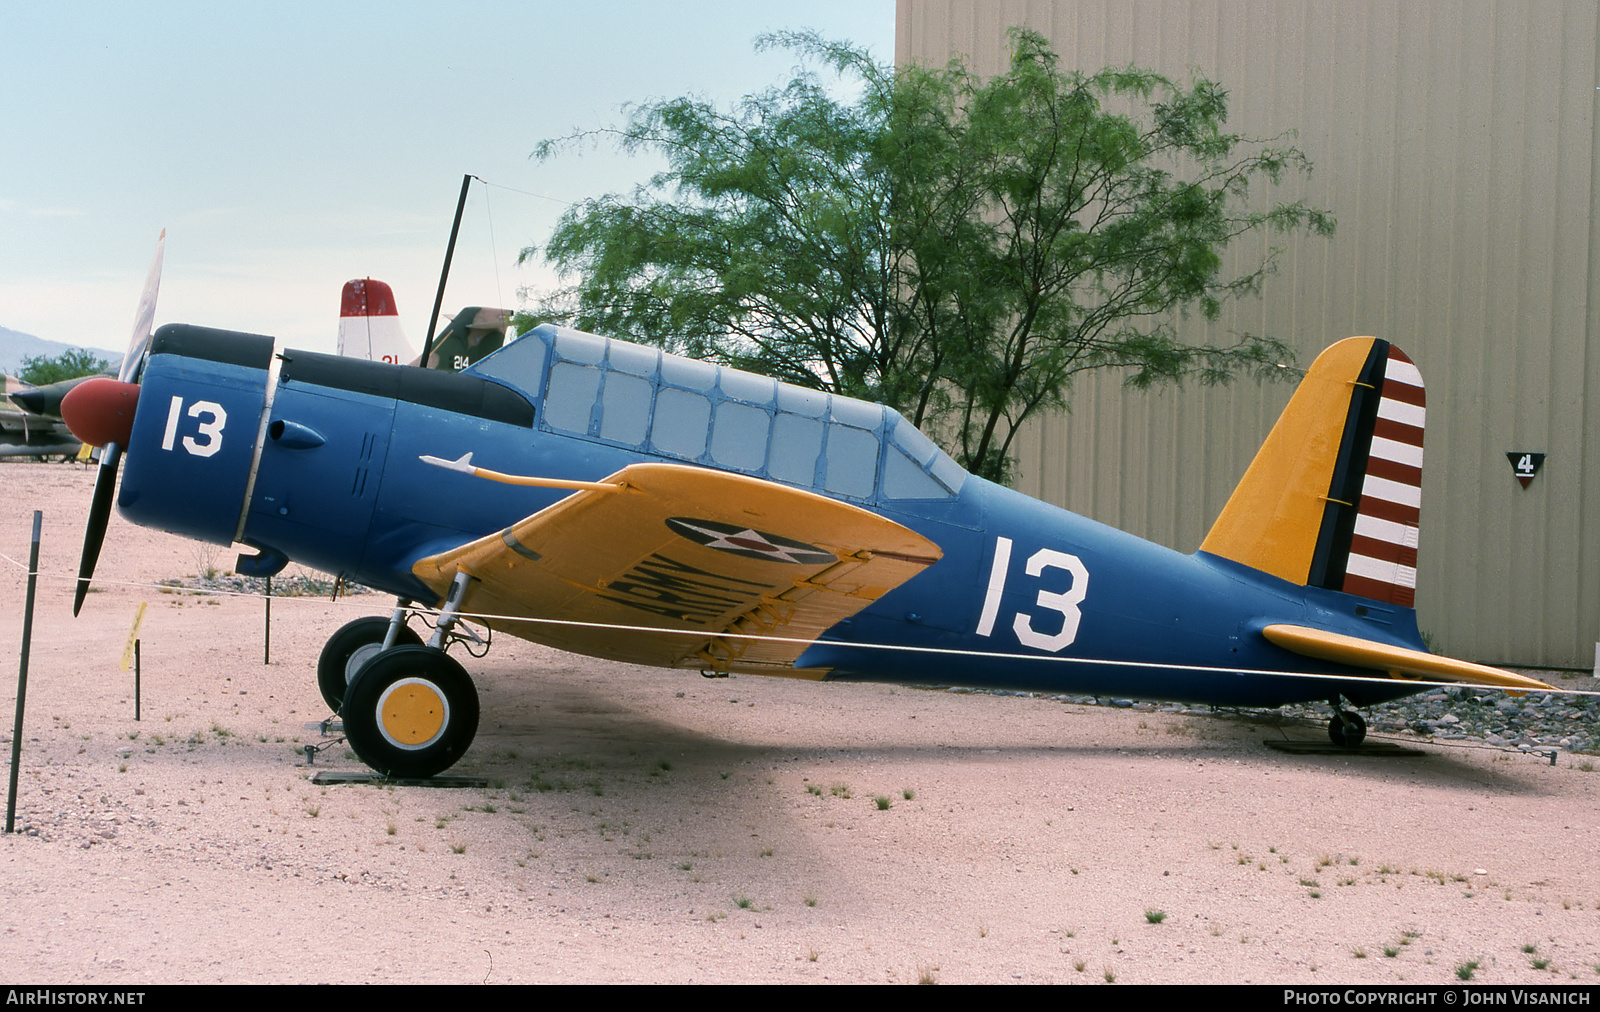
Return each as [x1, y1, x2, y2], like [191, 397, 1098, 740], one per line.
[1505, 451, 1546, 489]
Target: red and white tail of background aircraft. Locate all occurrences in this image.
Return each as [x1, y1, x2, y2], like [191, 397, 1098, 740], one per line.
[337, 278, 510, 373]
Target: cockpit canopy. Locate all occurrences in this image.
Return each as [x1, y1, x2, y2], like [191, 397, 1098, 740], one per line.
[468, 325, 966, 503]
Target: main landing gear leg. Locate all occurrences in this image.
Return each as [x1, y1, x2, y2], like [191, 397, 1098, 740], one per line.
[427, 571, 475, 649]
[382, 599, 413, 649]
[1327, 696, 1368, 749]
[340, 570, 483, 778]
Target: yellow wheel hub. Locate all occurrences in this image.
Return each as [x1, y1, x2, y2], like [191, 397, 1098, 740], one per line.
[377, 678, 449, 749]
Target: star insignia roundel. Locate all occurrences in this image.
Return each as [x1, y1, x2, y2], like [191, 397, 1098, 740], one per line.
[665, 517, 837, 565]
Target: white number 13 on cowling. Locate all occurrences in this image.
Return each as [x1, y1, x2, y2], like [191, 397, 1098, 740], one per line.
[975, 536, 1090, 652]
[159, 395, 227, 457]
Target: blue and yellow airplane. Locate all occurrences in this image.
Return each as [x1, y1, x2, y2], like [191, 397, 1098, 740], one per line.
[59, 254, 1553, 778]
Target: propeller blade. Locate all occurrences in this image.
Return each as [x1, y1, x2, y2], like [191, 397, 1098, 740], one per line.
[73, 443, 121, 616]
[75, 230, 163, 615]
[117, 230, 166, 384]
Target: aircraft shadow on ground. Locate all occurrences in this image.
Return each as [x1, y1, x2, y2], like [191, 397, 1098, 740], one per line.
[459, 674, 1555, 799]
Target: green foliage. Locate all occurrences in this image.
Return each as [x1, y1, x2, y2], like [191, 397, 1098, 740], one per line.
[524, 29, 1332, 483]
[19, 348, 113, 386]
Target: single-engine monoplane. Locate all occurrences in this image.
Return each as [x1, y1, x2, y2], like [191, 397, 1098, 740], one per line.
[58, 235, 1553, 777]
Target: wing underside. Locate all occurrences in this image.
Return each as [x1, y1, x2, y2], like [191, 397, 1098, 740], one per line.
[412, 462, 942, 677]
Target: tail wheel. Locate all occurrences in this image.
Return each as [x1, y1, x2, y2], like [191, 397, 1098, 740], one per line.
[316, 616, 422, 712]
[1328, 710, 1367, 748]
[343, 645, 479, 778]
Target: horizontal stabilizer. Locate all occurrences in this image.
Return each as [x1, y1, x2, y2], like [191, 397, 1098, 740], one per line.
[1261, 624, 1553, 691]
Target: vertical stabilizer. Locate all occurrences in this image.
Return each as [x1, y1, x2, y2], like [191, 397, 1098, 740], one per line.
[338, 279, 416, 365]
[1200, 337, 1425, 606]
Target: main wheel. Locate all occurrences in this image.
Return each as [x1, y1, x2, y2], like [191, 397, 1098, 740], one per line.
[1328, 710, 1367, 748]
[342, 645, 479, 778]
[316, 616, 422, 712]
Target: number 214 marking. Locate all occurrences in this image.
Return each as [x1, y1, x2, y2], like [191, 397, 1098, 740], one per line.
[975, 536, 1089, 652]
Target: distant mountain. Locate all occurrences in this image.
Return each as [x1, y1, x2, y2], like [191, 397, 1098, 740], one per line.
[0, 326, 122, 377]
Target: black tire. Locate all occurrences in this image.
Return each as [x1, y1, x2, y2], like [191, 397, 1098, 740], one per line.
[1328, 710, 1367, 748]
[342, 645, 479, 778]
[316, 616, 422, 713]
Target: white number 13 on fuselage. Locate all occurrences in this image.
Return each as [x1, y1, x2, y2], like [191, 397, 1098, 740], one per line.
[159, 395, 228, 458]
[975, 536, 1090, 652]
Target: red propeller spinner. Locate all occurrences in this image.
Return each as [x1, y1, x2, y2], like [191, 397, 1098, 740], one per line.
[60, 378, 141, 448]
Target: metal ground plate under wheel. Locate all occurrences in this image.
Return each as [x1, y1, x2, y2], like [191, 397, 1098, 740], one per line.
[309, 771, 489, 788]
[1264, 739, 1426, 757]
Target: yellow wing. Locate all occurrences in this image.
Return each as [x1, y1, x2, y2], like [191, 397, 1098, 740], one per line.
[1262, 624, 1554, 691]
[412, 462, 942, 677]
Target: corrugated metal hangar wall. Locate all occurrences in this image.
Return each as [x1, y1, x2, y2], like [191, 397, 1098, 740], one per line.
[897, 0, 1600, 669]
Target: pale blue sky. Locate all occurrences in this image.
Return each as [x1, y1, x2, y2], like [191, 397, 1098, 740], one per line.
[0, 1, 895, 354]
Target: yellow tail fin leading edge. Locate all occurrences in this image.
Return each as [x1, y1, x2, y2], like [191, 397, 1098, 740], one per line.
[1201, 337, 1425, 607]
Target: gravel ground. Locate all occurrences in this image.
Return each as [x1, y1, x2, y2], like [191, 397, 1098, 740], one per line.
[1037, 685, 1600, 760]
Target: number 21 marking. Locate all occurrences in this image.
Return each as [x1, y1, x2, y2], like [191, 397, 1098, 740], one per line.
[160, 395, 228, 457]
[975, 536, 1090, 652]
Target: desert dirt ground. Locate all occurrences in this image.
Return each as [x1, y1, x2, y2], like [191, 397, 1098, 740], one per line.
[2, 460, 1598, 985]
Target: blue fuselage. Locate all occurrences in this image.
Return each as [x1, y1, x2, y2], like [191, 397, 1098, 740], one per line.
[116, 324, 1424, 709]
